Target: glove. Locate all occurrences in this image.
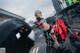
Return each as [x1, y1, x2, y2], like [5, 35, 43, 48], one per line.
[58, 46, 66, 53]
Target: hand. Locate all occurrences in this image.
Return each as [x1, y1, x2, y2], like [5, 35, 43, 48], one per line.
[28, 21, 34, 25]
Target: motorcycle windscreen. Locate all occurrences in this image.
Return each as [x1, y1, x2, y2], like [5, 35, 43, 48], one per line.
[66, 5, 80, 29]
[0, 19, 23, 43]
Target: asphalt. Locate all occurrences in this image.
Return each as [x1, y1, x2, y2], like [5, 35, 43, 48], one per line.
[30, 28, 80, 53]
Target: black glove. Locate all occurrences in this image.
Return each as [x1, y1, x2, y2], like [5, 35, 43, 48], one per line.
[58, 46, 66, 53]
[58, 47, 61, 52]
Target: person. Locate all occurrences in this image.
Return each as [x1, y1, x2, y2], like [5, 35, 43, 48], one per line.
[34, 10, 55, 53]
[39, 17, 68, 52]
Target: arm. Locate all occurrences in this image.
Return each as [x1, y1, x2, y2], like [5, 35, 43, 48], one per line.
[51, 29, 60, 47]
[52, 34, 59, 47]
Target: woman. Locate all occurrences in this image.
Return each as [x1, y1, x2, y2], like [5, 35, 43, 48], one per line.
[40, 18, 67, 52]
[34, 10, 67, 52]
